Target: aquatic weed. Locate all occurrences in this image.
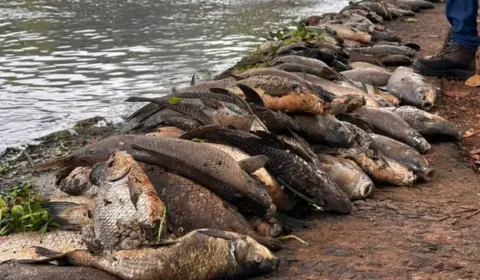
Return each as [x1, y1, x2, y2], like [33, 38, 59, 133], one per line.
[0, 180, 59, 236]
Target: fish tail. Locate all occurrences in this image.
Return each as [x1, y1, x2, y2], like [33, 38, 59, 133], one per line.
[125, 96, 155, 103]
[257, 236, 282, 251]
[32, 156, 71, 171]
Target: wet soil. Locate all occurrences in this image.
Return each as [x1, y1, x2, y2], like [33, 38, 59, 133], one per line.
[1, 3, 480, 280]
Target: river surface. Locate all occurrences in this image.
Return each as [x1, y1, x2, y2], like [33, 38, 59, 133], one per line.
[0, 0, 348, 151]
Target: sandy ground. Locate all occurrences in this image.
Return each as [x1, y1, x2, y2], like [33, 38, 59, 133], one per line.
[1, 3, 480, 280]
[253, 3, 480, 280]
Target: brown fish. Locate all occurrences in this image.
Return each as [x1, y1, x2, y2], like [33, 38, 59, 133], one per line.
[156, 172, 280, 249]
[0, 262, 120, 280]
[229, 76, 325, 114]
[370, 133, 434, 181]
[35, 135, 272, 216]
[340, 68, 391, 87]
[322, 24, 372, 43]
[272, 55, 345, 81]
[40, 229, 279, 280]
[352, 107, 431, 153]
[58, 167, 98, 196]
[146, 126, 185, 138]
[89, 151, 166, 250]
[349, 61, 388, 72]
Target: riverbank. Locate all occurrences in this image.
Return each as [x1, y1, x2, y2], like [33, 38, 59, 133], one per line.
[1, 1, 480, 279]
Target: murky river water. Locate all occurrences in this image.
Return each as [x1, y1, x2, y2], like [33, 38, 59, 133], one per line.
[0, 0, 348, 151]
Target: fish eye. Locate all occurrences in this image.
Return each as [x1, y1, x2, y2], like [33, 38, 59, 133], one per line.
[254, 255, 263, 263]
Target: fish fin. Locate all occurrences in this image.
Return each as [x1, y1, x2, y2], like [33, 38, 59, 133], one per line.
[179, 125, 222, 140]
[276, 212, 311, 229]
[229, 73, 246, 81]
[125, 96, 155, 103]
[200, 98, 225, 109]
[285, 128, 317, 163]
[236, 84, 265, 107]
[237, 155, 269, 174]
[32, 156, 71, 171]
[190, 72, 196, 86]
[276, 177, 317, 205]
[313, 86, 336, 102]
[128, 182, 142, 210]
[209, 87, 231, 95]
[197, 228, 236, 240]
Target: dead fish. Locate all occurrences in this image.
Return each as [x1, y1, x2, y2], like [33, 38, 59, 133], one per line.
[349, 61, 388, 72]
[38, 229, 279, 280]
[290, 113, 354, 147]
[348, 45, 416, 57]
[89, 151, 166, 250]
[250, 104, 300, 134]
[236, 68, 336, 101]
[386, 66, 437, 111]
[370, 30, 401, 43]
[42, 199, 93, 228]
[322, 24, 372, 43]
[0, 261, 120, 280]
[384, 106, 462, 141]
[207, 143, 297, 211]
[329, 59, 350, 72]
[146, 126, 185, 138]
[248, 217, 283, 238]
[123, 108, 202, 134]
[231, 76, 325, 114]
[397, 0, 435, 9]
[328, 94, 366, 114]
[387, 6, 416, 17]
[370, 133, 434, 181]
[180, 126, 353, 214]
[272, 55, 346, 81]
[156, 172, 280, 249]
[316, 154, 375, 200]
[126, 97, 255, 131]
[342, 38, 368, 48]
[381, 54, 413, 66]
[35, 135, 272, 217]
[358, 2, 391, 19]
[351, 107, 431, 153]
[340, 68, 391, 86]
[364, 84, 401, 106]
[0, 230, 86, 263]
[58, 166, 98, 196]
[291, 74, 379, 107]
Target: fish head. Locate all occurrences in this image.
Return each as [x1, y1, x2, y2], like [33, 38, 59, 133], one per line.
[417, 86, 436, 111]
[103, 151, 134, 182]
[212, 107, 255, 131]
[350, 179, 375, 200]
[324, 115, 354, 147]
[232, 235, 279, 275]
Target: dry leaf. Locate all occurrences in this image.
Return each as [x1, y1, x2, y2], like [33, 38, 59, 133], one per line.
[406, 18, 417, 23]
[464, 128, 475, 138]
[465, 74, 480, 87]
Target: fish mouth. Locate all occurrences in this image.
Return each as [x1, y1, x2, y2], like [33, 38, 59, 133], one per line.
[359, 181, 375, 198]
[418, 167, 435, 182]
[421, 100, 433, 111]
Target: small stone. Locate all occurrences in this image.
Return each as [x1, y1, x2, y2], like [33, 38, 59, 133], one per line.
[423, 267, 434, 274]
[362, 272, 381, 279]
[353, 275, 366, 280]
[321, 247, 337, 256]
[434, 262, 445, 269]
[367, 262, 383, 268]
[334, 248, 348, 257]
[301, 261, 319, 270]
[385, 202, 399, 210]
[342, 271, 359, 279]
[327, 261, 337, 267]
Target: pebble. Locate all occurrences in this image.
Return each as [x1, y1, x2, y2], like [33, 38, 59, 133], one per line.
[321, 247, 337, 256]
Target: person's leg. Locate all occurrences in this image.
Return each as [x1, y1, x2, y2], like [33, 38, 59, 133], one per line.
[413, 0, 478, 80]
[446, 0, 480, 50]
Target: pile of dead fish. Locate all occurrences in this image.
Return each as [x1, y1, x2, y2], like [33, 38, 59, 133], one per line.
[0, 0, 462, 279]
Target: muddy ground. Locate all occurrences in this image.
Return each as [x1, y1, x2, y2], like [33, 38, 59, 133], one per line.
[1, 2, 480, 280]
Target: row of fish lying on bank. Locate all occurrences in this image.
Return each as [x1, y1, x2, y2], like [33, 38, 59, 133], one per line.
[0, 0, 461, 279]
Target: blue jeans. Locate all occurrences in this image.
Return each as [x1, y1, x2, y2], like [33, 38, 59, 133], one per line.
[446, 0, 480, 50]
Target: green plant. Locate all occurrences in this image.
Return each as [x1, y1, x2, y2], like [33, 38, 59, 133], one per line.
[0, 180, 59, 236]
[0, 165, 9, 175]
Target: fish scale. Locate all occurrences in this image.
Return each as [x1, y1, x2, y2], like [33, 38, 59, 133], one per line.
[179, 126, 353, 214]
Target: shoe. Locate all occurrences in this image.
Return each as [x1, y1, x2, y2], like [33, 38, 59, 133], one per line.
[413, 42, 476, 80]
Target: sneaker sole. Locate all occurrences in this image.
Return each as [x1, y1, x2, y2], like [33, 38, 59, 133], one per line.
[413, 62, 475, 81]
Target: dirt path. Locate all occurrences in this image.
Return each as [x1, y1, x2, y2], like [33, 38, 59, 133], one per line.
[255, 4, 480, 280]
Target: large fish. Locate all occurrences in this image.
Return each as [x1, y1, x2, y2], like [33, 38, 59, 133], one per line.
[322, 24, 372, 43]
[249, 104, 300, 134]
[89, 151, 166, 250]
[349, 61, 388, 72]
[0, 262, 120, 280]
[290, 113, 354, 147]
[0, 230, 86, 263]
[370, 134, 434, 181]
[351, 107, 431, 153]
[230, 76, 325, 114]
[35, 135, 273, 216]
[207, 143, 297, 211]
[146, 126, 186, 138]
[316, 154, 375, 200]
[386, 66, 437, 111]
[291, 74, 379, 107]
[384, 106, 462, 141]
[397, 0, 435, 10]
[272, 55, 346, 81]
[58, 166, 98, 196]
[348, 45, 416, 57]
[155, 172, 280, 249]
[37, 229, 279, 280]
[180, 126, 353, 214]
[123, 108, 202, 134]
[340, 68, 391, 86]
[357, 1, 391, 19]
